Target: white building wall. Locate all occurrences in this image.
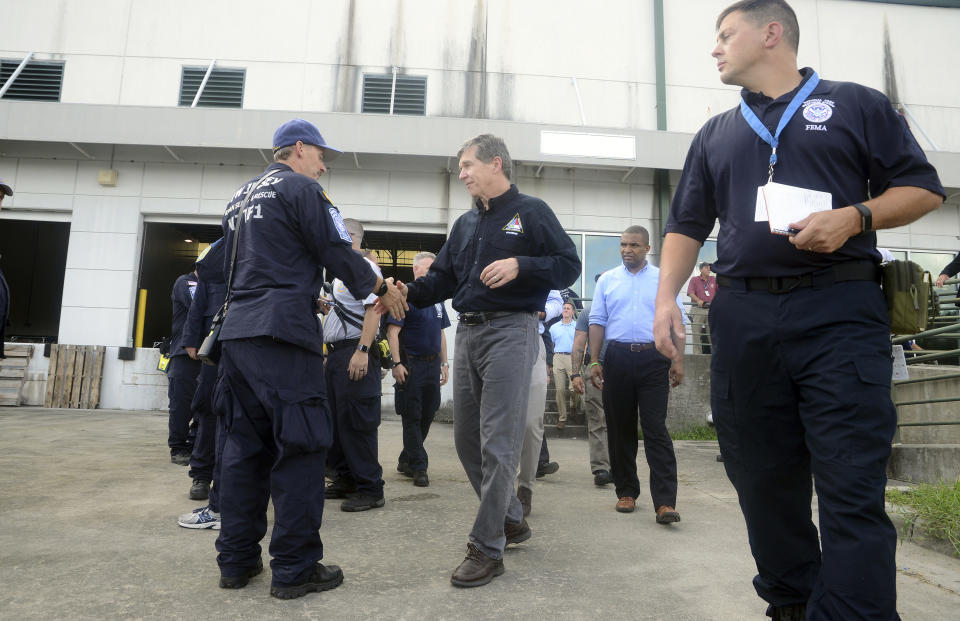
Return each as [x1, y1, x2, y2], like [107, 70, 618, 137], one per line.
[3, 1, 956, 148]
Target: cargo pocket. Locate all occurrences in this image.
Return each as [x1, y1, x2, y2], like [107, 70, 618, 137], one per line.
[347, 395, 381, 431]
[710, 369, 740, 462]
[854, 357, 891, 387]
[274, 390, 333, 457]
[212, 375, 232, 428]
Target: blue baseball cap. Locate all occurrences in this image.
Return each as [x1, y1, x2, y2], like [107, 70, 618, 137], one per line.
[272, 119, 342, 162]
[0, 179, 12, 196]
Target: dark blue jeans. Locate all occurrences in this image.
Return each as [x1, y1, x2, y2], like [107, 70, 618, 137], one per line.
[396, 356, 441, 472]
[167, 355, 200, 454]
[710, 277, 899, 620]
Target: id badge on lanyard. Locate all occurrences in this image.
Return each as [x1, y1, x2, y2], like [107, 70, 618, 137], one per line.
[744, 72, 832, 236]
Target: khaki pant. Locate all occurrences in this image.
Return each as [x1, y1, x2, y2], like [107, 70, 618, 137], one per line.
[581, 366, 611, 473]
[552, 352, 573, 423]
[688, 305, 711, 353]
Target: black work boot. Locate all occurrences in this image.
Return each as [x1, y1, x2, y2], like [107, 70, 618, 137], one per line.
[219, 558, 263, 589]
[189, 478, 211, 500]
[270, 562, 344, 599]
[324, 478, 357, 499]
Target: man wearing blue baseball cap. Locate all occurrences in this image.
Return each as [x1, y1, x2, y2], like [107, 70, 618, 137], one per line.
[213, 118, 407, 599]
[0, 180, 12, 358]
[272, 118, 343, 163]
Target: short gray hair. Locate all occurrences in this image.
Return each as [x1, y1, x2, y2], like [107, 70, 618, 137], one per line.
[456, 134, 513, 181]
[273, 146, 294, 161]
[413, 251, 436, 265]
[343, 218, 364, 242]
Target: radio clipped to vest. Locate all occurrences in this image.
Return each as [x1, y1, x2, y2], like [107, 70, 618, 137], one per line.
[882, 260, 936, 335]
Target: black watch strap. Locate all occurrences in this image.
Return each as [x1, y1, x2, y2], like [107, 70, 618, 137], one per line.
[356, 343, 369, 353]
[375, 281, 389, 296]
[570, 373, 581, 379]
[852, 203, 872, 234]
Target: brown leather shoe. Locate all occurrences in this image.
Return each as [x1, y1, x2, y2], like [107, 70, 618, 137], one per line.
[450, 543, 504, 588]
[615, 496, 636, 513]
[656, 505, 681, 524]
[517, 486, 532, 517]
[504, 518, 531, 545]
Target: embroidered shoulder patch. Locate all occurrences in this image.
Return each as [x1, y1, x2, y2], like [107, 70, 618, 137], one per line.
[503, 213, 524, 234]
[329, 207, 352, 243]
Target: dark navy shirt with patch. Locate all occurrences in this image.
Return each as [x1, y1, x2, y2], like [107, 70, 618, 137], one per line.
[405, 184, 580, 312]
[169, 272, 197, 357]
[182, 238, 228, 349]
[220, 163, 376, 354]
[387, 303, 451, 357]
[667, 67, 945, 278]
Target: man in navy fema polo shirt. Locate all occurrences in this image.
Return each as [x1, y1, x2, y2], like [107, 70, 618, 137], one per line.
[386, 251, 451, 488]
[652, 2, 944, 620]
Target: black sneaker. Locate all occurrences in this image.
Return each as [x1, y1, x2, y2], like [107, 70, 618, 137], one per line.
[536, 461, 559, 478]
[397, 462, 414, 477]
[189, 478, 211, 500]
[325, 478, 357, 499]
[270, 562, 344, 600]
[170, 452, 191, 466]
[341, 494, 385, 512]
[413, 471, 429, 487]
[219, 558, 263, 589]
[593, 470, 613, 486]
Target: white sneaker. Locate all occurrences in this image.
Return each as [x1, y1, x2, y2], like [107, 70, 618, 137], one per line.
[177, 505, 221, 530]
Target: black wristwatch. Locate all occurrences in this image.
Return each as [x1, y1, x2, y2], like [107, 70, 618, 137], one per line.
[356, 343, 370, 353]
[375, 281, 389, 296]
[570, 373, 581, 379]
[852, 203, 872, 234]
[392, 360, 403, 368]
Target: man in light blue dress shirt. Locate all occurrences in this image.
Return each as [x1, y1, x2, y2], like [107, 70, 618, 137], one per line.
[589, 225, 685, 522]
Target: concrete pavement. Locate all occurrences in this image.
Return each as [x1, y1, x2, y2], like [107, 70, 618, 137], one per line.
[1, 407, 958, 620]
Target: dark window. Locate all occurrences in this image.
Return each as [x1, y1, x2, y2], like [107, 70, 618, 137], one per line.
[178, 66, 245, 108]
[0, 59, 64, 102]
[361, 74, 426, 115]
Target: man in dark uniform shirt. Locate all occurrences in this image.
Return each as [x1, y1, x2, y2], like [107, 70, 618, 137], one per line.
[180, 239, 228, 504]
[167, 270, 201, 465]
[653, 2, 944, 620]
[386, 251, 450, 488]
[213, 119, 406, 599]
[397, 134, 580, 588]
[0, 179, 12, 358]
[935, 252, 960, 287]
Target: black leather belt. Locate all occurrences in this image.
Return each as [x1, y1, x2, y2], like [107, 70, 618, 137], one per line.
[607, 341, 656, 352]
[326, 338, 359, 352]
[716, 261, 880, 294]
[458, 311, 530, 326]
[407, 353, 438, 361]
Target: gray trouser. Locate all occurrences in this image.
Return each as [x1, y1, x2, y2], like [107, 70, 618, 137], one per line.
[582, 367, 611, 473]
[453, 311, 538, 560]
[518, 337, 548, 490]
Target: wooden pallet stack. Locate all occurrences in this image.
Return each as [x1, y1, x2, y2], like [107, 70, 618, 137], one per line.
[44, 345, 106, 409]
[0, 345, 33, 406]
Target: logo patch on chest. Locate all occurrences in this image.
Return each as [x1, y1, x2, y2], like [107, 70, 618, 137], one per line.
[503, 213, 524, 234]
[802, 98, 834, 124]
